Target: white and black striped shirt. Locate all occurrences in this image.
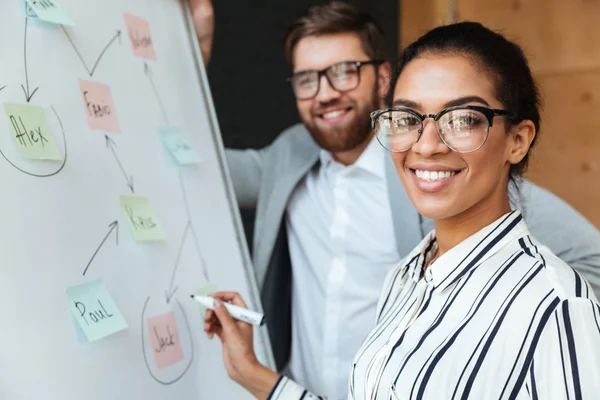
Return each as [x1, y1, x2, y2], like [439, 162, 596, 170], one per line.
[267, 211, 600, 400]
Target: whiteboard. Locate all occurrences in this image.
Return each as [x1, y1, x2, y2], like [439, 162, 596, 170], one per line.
[0, 0, 274, 399]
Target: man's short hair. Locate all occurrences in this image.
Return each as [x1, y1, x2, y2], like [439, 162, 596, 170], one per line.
[283, 1, 387, 66]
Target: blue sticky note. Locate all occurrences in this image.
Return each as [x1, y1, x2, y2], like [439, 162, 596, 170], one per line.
[24, 1, 37, 17]
[71, 316, 88, 343]
[25, 0, 75, 26]
[66, 280, 128, 342]
[159, 126, 201, 165]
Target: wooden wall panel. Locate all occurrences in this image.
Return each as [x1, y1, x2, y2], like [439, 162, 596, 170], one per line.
[527, 71, 600, 227]
[400, 0, 452, 48]
[456, 0, 600, 75]
[400, 0, 600, 227]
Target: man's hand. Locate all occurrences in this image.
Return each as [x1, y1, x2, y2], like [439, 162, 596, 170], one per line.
[189, 0, 214, 66]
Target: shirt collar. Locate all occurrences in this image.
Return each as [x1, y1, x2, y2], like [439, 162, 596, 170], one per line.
[403, 211, 529, 291]
[319, 135, 385, 179]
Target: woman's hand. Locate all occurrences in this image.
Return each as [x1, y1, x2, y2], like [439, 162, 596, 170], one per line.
[204, 292, 279, 399]
[188, 0, 214, 66]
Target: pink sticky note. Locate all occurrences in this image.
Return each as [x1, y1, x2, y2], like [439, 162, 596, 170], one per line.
[123, 12, 157, 60]
[147, 311, 184, 370]
[79, 79, 120, 132]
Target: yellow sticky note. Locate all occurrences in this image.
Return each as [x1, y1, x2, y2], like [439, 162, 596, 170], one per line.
[120, 195, 167, 241]
[66, 280, 128, 342]
[25, 0, 75, 26]
[3, 103, 62, 161]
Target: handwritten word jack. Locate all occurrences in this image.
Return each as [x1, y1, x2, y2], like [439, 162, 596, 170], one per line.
[147, 311, 184, 369]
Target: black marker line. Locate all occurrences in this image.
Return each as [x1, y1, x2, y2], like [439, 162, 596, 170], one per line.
[61, 27, 121, 78]
[144, 62, 169, 124]
[83, 221, 119, 276]
[165, 221, 192, 303]
[0, 86, 5, 92]
[105, 135, 135, 193]
[179, 172, 210, 281]
[0, 105, 67, 178]
[21, 17, 39, 103]
[141, 296, 194, 385]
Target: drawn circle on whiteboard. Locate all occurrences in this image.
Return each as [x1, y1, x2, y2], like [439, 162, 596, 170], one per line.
[0, 105, 68, 178]
[141, 296, 195, 385]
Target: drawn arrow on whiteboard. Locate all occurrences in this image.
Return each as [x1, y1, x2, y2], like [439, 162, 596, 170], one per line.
[165, 221, 193, 303]
[144, 62, 170, 124]
[105, 135, 135, 194]
[179, 172, 210, 281]
[21, 17, 39, 103]
[62, 28, 122, 77]
[83, 221, 119, 276]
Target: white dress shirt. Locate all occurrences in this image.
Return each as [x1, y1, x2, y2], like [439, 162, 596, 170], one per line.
[269, 211, 600, 399]
[284, 136, 401, 400]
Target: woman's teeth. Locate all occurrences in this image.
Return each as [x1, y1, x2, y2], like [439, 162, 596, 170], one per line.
[415, 170, 456, 181]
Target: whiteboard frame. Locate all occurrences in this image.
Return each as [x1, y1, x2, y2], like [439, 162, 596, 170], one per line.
[179, 0, 277, 371]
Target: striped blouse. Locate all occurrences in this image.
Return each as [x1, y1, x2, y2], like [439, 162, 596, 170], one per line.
[267, 211, 600, 399]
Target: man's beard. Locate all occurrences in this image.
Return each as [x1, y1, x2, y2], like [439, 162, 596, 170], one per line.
[301, 86, 379, 154]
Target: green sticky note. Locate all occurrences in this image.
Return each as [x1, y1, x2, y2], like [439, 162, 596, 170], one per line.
[196, 284, 219, 318]
[25, 0, 75, 26]
[66, 280, 128, 342]
[120, 195, 167, 241]
[3, 103, 62, 161]
[159, 126, 201, 165]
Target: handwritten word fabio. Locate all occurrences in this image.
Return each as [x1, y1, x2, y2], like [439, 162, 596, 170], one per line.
[83, 90, 112, 119]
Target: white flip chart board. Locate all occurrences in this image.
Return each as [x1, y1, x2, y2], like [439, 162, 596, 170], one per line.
[0, 0, 274, 399]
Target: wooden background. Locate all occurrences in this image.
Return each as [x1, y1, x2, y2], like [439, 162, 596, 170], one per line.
[400, 0, 600, 228]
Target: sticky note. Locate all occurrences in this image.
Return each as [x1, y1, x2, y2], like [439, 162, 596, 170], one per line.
[3, 103, 62, 161]
[196, 284, 219, 318]
[66, 280, 128, 342]
[160, 126, 201, 165]
[79, 79, 120, 133]
[71, 316, 88, 343]
[120, 195, 167, 241]
[123, 13, 156, 60]
[25, 0, 75, 26]
[24, 1, 37, 17]
[147, 311, 184, 369]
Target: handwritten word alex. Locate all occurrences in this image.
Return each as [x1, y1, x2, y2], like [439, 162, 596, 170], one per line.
[9, 115, 49, 149]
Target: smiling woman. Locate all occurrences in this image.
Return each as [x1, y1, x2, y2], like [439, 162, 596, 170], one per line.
[202, 21, 600, 400]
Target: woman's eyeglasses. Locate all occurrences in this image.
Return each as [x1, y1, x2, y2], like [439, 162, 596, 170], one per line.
[370, 105, 518, 153]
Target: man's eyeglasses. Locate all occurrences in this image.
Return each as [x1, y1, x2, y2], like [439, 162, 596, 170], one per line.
[288, 60, 384, 100]
[370, 105, 519, 153]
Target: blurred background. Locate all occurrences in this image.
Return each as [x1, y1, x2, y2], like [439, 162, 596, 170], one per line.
[206, 0, 600, 248]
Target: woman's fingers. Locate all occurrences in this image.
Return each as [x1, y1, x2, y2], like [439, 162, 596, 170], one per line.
[209, 291, 249, 308]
